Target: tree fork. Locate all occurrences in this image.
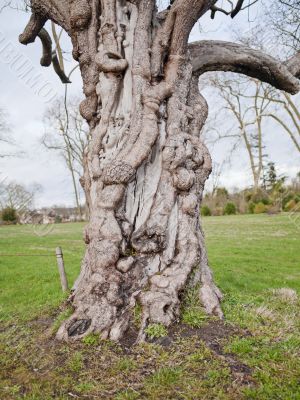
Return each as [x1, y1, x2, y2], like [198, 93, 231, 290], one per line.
[19, 0, 300, 342]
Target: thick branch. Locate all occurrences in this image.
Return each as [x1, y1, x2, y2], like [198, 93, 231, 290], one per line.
[151, 0, 216, 77]
[264, 113, 300, 152]
[30, 0, 71, 33]
[286, 51, 300, 79]
[20, 11, 71, 84]
[189, 40, 300, 94]
[38, 28, 52, 67]
[52, 52, 71, 83]
[210, 0, 258, 19]
[20, 16, 52, 67]
[19, 12, 47, 45]
[230, 0, 245, 18]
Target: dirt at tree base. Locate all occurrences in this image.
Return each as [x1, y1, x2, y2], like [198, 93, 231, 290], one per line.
[0, 315, 257, 400]
[120, 319, 253, 385]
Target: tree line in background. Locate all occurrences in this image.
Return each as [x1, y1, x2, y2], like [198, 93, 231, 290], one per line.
[199, 0, 300, 220]
[2, 163, 299, 224]
[0, 180, 40, 224]
[42, 96, 90, 219]
[0, 178, 87, 225]
[201, 163, 300, 217]
[1, 0, 300, 340]
[1, 0, 299, 220]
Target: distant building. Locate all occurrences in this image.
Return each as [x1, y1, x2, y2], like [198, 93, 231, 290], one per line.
[19, 207, 86, 224]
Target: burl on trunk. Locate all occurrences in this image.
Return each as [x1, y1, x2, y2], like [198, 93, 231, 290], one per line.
[19, 0, 300, 342]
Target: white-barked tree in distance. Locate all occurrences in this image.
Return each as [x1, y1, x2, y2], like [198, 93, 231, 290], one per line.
[19, 0, 300, 342]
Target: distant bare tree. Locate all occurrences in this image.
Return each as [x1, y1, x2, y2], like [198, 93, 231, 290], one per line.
[208, 76, 273, 190]
[225, 21, 300, 154]
[264, 0, 300, 54]
[42, 97, 90, 217]
[208, 66, 300, 193]
[260, 89, 300, 153]
[0, 0, 30, 13]
[0, 181, 41, 216]
[209, 162, 224, 196]
[0, 1, 12, 13]
[0, 108, 15, 158]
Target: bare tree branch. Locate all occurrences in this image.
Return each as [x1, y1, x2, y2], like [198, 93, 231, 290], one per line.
[19, 12, 47, 44]
[37, 28, 52, 67]
[264, 0, 300, 54]
[151, 0, 216, 77]
[52, 53, 72, 83]
[286, 51, 300, 79]
[42, 95, 89, 215]
[189, 40, 300, 94]
[30, 0, 71, 33]
[210, 0, 258, 19]
[19, 12, 72, 83]
[264, 113, 300, 152]
[207, 76, 271, 189]
[0, 108, 17, 158]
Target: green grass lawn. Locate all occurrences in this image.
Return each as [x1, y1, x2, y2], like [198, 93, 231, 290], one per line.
[0, 214, 299, 399]
[0, 223, 85, 322]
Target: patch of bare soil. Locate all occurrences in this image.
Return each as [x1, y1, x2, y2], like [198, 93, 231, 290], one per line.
[144, 321, 253, 385]
[173, 321, 252, 384]
[30, 316, 254, 388]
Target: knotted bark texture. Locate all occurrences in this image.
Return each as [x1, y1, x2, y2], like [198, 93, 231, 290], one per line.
[19, 0, 300, 342]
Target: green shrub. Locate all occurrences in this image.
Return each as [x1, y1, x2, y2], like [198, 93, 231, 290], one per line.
[55, 215, 62, 223]
[266, 205, 280, 215]
[201, 205, 211, 216]
[284, 199, 297, 212]
[254, 202, 266, 214]
[245, 191, 253, 202]
[1, 207, 17, 224]
[224, 202, 236, 215]
[282, 193, 294, 209]
[248, 202, 255, 214]
[213, 207, 224, 216]
[251, 188, 269, 204]
[215, 187, 229, 197]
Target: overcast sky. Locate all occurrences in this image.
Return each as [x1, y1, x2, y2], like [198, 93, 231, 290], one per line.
[0, 2, 299, 208]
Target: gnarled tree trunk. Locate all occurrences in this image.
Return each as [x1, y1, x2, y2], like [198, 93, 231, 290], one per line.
[57, 0, 222, 342]
[19, 0, 300, 342]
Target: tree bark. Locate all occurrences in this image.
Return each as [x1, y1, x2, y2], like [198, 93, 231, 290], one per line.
[19, 0, 300, 342]
[56, 0, 222, 342]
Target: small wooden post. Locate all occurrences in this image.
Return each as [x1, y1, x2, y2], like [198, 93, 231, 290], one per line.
[56, 247, 68, 292]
